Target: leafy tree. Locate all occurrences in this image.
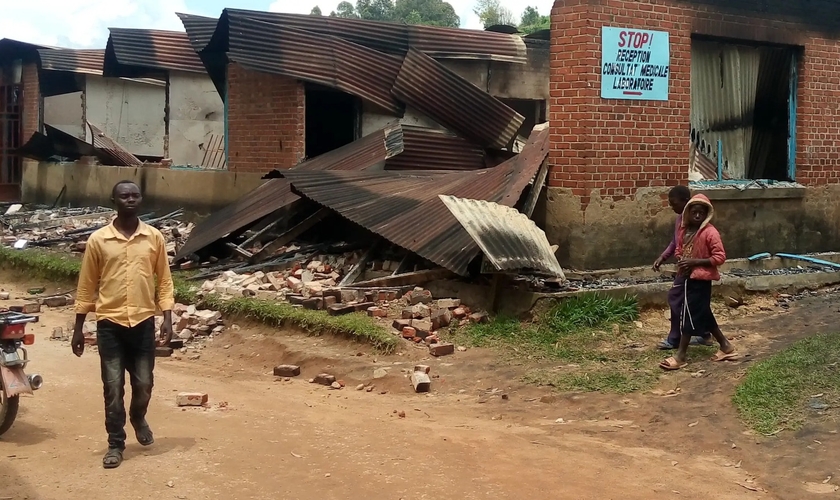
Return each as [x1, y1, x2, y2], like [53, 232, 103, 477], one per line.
[332, 1, 360, 18]
[473, 0, 516, 28]
[310, 6, 323, 15]
[518, 6, 549, 34]
[356, 0, 395, 21]
[393, 0, 459, 27]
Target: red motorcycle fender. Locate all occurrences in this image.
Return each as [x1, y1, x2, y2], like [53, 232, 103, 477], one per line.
[0, 365, 32, 398]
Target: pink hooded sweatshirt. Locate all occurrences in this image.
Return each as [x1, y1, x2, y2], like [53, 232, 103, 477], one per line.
[675, 194, 726, 281]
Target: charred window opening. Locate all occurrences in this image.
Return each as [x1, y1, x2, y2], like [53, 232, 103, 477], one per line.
[690, 38, 798, 182]
[305, 84, 360, 159]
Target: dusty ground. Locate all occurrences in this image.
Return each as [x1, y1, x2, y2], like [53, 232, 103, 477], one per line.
[1, 276, 838, 500]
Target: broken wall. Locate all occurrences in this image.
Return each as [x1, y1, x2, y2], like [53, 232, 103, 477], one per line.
[226, 63, 305, 173]
[84, 74, 166, 157]
[544, 0, 840, 270]
[168, 71, 225, 167]
[44, 91, 85, 139]
[21, 160, 266, 215]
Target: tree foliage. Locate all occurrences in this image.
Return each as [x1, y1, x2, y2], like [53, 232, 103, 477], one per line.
[320, 0, 459, 27]
[473, 0, 516, 28]
[310, 6, 323, 15]
[518, 6, 549, 34]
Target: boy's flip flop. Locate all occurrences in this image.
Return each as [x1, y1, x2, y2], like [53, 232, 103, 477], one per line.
[710, 350, 739, 362]
[659, 357, 688, 371]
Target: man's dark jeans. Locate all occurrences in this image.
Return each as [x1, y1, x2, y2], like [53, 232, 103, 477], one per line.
[96, 318, 156, 450]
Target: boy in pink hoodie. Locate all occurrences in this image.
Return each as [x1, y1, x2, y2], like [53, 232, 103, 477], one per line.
[660, 194, 737, 370]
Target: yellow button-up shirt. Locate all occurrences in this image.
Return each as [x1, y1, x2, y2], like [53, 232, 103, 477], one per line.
[75, 221, 175, 327]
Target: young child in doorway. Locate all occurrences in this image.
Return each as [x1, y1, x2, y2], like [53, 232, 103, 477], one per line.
[660, 194, 737, 371]
[654, 185, 713, 350]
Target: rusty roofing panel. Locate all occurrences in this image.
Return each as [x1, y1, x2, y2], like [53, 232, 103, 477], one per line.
[214, 9, 525, 63]
[213, 14, 403, 114]
[385, 126, 485, 171]
[176, 13, 219, 52]
[283, 125, 549, 276]
[392, 49, 524, 150]
[175, 123, 405, 261]
[439, 195, 564, 277]
[37, 48, 104, 75]
[87, 122, 143, 166]
[103, 28, 206, 78]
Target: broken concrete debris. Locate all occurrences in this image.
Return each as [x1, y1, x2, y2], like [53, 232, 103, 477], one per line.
[0, 206, 192, 262]
[312, 373, 337, 386]
[274, 364, 301, 377]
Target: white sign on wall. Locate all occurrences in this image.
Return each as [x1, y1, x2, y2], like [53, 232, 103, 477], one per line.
[601, 27, 670, 101]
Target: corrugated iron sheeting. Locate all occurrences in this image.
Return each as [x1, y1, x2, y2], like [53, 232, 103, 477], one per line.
[225, 15, 402, 114]
[216, 9, 525, 63]
[87, 122, 143, 166]
[393, 49, 523, 150]
[283, 126, 549, 276]
[438, 195, 564, 277]
[176, 13, 219, 52]
[689, 141, 730, 181]
[175, 123, 405, 261]
[37, 48, 104, 75]
[104, 28, 206, 78]
[385, 126, 485, 171]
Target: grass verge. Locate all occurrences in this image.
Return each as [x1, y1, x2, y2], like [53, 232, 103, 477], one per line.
[0, 247, 397, 353]
[454, 293, 716, 394]
[733, 332, 840, 434]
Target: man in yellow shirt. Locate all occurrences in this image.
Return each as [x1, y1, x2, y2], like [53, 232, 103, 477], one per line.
[72, 180, 174, 469]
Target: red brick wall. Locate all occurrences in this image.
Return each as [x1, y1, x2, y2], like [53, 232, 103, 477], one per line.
[226, 63, 305, 173]
[21, 62, 40, 138]
[548, 0, 840, 207]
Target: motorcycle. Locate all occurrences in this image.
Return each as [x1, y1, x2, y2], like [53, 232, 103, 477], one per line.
[0, 311, 43, 436]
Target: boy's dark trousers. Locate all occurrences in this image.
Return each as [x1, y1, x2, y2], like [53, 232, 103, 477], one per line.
[96, 317, 156, 450]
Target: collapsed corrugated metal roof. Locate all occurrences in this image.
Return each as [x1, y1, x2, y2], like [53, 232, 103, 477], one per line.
[37, 48, 105, 75]
[103, 28, 206, 78]
[439, 195, 564, 278]
[218, 14, 403, 114]
[17, 125, 98, 161]
[210, 9, 526, 63]
[175, 123, 405, 261]
[385, 126, 486, 171]
[87, 122, 143, 166]
[282, 125, 550, 276]
[392, 49, 524, 150]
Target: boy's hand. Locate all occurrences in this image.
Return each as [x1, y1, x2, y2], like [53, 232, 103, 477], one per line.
[653, 257, 664, 272]
[677, 259, 703, 273]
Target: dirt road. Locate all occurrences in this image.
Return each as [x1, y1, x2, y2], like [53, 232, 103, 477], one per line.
[0, 280, 833, 499]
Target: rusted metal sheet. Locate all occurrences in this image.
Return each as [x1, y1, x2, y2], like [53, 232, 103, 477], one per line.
[175, 124, 405, 261]
[37, 48, 105, 75]
[103, 28, 206, 78]
[208, 13, 403, 114]
[283, 125, 549, 276]
[176, 13, 219, 52]
[215, 9, 526, 63]
[392, 49, 524, 150]
[17, 126, 98, 161]
[87, 122, 143, 166]
[385, 126, 485, 171]
[439, 195, 564, 277]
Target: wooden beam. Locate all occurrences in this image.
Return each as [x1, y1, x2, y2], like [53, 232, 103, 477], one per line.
[521, 158, 549, 218]
[350, 268, 455, 288]
[250, 208, 330, 263]
[240, 219, 281, 250]
[226, 242, 253, 260]
[391, 254, 411, 276]
[339, 244, 377, 287]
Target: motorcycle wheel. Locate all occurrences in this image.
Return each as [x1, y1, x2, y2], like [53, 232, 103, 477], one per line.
[0, 385, 20, 436]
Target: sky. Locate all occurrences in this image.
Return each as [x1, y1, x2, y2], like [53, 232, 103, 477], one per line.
[0, 0, 554, 49]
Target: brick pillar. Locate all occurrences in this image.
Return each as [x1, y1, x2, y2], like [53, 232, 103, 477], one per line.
[21, 62, 40, 138]
[543, 0, 691, 269]
[226, 63, 305, 173]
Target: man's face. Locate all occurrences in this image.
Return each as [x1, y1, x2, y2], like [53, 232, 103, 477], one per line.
[669, 196, 687, 215]
[113, 183, 142, 215]
[687, 203, 708, 227]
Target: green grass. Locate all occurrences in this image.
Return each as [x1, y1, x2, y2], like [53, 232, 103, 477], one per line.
[455, 293, 656, 393]
[733, 332, 840, 434]
[0, 247, 397, 352]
